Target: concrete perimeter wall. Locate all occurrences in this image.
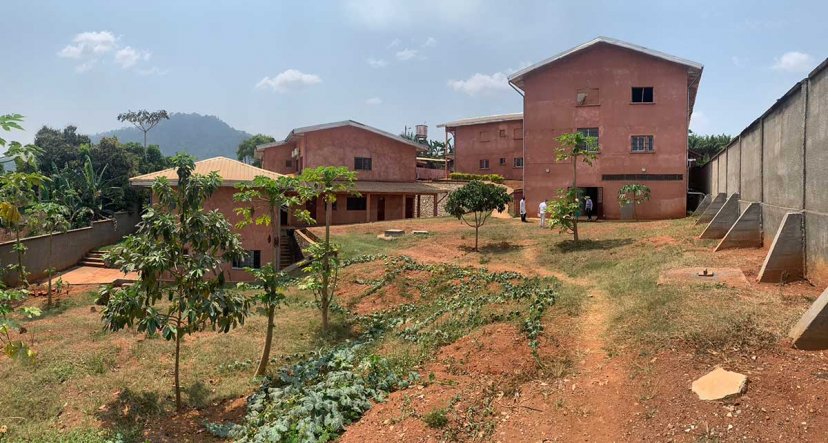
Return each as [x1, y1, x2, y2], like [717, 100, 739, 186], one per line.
[0, 212, 141, 287]
[702, 59, 828, 285]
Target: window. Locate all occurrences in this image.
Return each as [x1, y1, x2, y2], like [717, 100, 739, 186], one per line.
[233, 250, 261, 269]
[576, 88, 600, 106]
[631, 135, 654, 153]
[577, 128, 600, 151]
[499, 129, 507, 137]
[285, 159, 293, 168]
[479, 159, 490, 169]
[346, 196, 367, 211]
[332, 200, 338, 211]
[479, 131, 491, 142]
[513, 127, 523, 140]
[499, 158, 507, 166]
[513, 157, 524, 168]
[631, 87, 654, 103]
[354, 157, 372, 170]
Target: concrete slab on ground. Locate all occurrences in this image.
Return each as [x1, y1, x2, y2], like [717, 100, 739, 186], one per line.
[789, 286, 828, 350]
[657, 267, 749, 288]
[691, 367, 748, 401]
[55, 266, 139, 285]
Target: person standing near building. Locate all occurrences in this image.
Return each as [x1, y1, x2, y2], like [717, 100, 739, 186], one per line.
[584, 195, 594, 221]
[519, 196, 527, 222]
[538, 199, 548, 227]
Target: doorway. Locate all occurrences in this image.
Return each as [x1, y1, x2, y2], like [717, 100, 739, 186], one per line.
[377, 197, 386, 221]
[405, 196, 415, 219]
[280, 206, 289, 226]
[580, 187, 603, 219]
[305, 198, 317, 223]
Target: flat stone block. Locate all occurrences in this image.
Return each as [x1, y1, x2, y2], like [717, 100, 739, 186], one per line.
[384, 229, 405, 237]
[789, 286, 828, 350]
[692, 367, 747, 401]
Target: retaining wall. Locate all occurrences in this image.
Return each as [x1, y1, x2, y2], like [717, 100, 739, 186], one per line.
[0, 212, 141, 287]
[701, 59, 828, 285]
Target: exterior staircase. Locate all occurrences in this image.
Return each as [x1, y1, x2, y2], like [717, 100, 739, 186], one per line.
[78, 249, 109, 268]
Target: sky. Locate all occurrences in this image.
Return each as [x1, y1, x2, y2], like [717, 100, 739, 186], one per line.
[2, 0, 826, 146]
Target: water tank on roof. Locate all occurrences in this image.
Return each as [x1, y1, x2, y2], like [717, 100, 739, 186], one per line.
[415, 124, 428, 141]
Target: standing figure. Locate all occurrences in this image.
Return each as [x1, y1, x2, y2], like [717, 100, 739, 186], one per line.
[539, 199, 548, 227]
[520, 196, 527, 222]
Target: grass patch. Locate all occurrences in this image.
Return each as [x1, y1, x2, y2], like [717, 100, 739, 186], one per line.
[422, 407, 449, 428]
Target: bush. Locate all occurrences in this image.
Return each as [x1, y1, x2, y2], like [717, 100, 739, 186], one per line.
[449, 172, 504, 184]
[422, 407, 449, 428]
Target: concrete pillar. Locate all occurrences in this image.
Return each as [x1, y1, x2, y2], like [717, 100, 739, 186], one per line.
[789, 286, 828, 350]
[700, 193, 741, 239]
[715, 202, 762, 251]
[758, 212, 804, 283]
[692, 194, 712, 216]
[695, 193, 727, 225]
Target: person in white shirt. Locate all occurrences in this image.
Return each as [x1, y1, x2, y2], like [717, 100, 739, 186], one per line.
[519, 196, 527, 222]
[538, 199, 548, 227]
[584, 195, 594, 221]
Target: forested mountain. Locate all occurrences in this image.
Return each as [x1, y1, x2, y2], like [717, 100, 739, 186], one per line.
[92, 112, 252, 159]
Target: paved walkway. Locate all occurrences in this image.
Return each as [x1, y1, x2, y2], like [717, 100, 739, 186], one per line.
[54, 266, 139, 285]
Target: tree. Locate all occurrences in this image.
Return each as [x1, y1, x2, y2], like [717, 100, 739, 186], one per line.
[32, 125, 90, 174]
[0, 115, 48, 286]
[237, 134, 276, 166]
[233, 175, 313, 376]
[549, 132, 598, 243]
[1, 286, 41, 362]
[688, 131, 732, 165]
[297, 166, 357, 332]
[444, 180, 511, 251]
[400, 132, 453, 159]
[101, 154, 250, 410]
[117, 109, 170, 148]
[27, 203, 70, 305]
[617, 184, 652, 221]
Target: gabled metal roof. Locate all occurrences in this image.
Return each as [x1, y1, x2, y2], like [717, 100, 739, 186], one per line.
[508, 36, 703, 89]
[256, 120, 427, 152]
[130, 156, 284, 187]
[438, 112, 523, 129]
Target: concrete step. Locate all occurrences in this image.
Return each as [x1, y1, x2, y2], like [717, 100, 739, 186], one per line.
[78, 260, 108, 268]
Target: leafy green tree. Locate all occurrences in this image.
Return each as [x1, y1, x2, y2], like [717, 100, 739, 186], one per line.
[0, 115, 48, 286]
[297, 166, 357, 332]
[117, 109, 170, 148]
[1, 286, 41, 361]
[27, 203, 71, 304]
[400, 132, 453, 159]
[234, 175, 313, 376]
[688, 131, 732, 165]
[101, 154, 250, 410]
[549, 132, 598, 243]
[32, 125, 90, 174]
[237, 134, 276, 166]
[617, 184, 652, 221]
[444, 180, 511, 251]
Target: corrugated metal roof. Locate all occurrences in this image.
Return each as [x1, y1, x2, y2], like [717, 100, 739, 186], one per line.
[508, 36, 703, 89]
[256, 120, 427, 152]
[438, 112, 523, 129]
[129, 157, 285, 187]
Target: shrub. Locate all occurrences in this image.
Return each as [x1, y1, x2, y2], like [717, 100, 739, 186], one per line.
[449, 172, 504, 184]
[423, 407, 449, 428]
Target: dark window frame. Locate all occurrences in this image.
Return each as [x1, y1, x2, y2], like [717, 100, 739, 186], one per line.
[346, 196, 367, 211]
[479, 159, 490, 170]
[631, 87, 654, 103]
[232, 250, 261, 269]
[630, 135, 655, 153]
[513, 157, 524, 168]
[354, 157, 372, 171]
[576, 127, 600, 152]
[499, 157, 507, 166]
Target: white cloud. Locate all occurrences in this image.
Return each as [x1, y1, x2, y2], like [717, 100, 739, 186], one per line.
[58, 31, 118, 59]
[387, 38, 401, 49]
[448, 71, 511, 96]
[365, 97, 382, 105]
[690, 110, 711, 133]
[395, 48, 418, 61]
[114, 46, 151, 68]
[731, 56, 746, 67]
[422, 37, 437, 48]
[58, 30, 156, 73]
[367, 58, 388, 68]
[772, 51, 815, 73]
[256, 69, 322, 93]
[137, 66, 168, 76]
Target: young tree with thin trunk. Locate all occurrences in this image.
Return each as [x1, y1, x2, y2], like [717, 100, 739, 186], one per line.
[297, 166, 357, 332]
[617, 184, 652, 221]
[101, 154, 250, 411]
[117, 109, 169, 148]
[27, 203, 70, 305]
[549, 132, 598, 243]
[444, 180, 511, 251]
[233, 175, 313, 376]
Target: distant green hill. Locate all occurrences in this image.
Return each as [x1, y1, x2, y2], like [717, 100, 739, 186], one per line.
[91, 112, 252, 159]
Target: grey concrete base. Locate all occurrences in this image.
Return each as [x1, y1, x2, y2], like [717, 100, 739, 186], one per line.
[758, 212, 804, 283]
[692, 194, 712, 216]
[789, 286, 828, 350]
[700, 193, 741, 239]
[715, 202, 763, 251]
[695, 193, 727, 225]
